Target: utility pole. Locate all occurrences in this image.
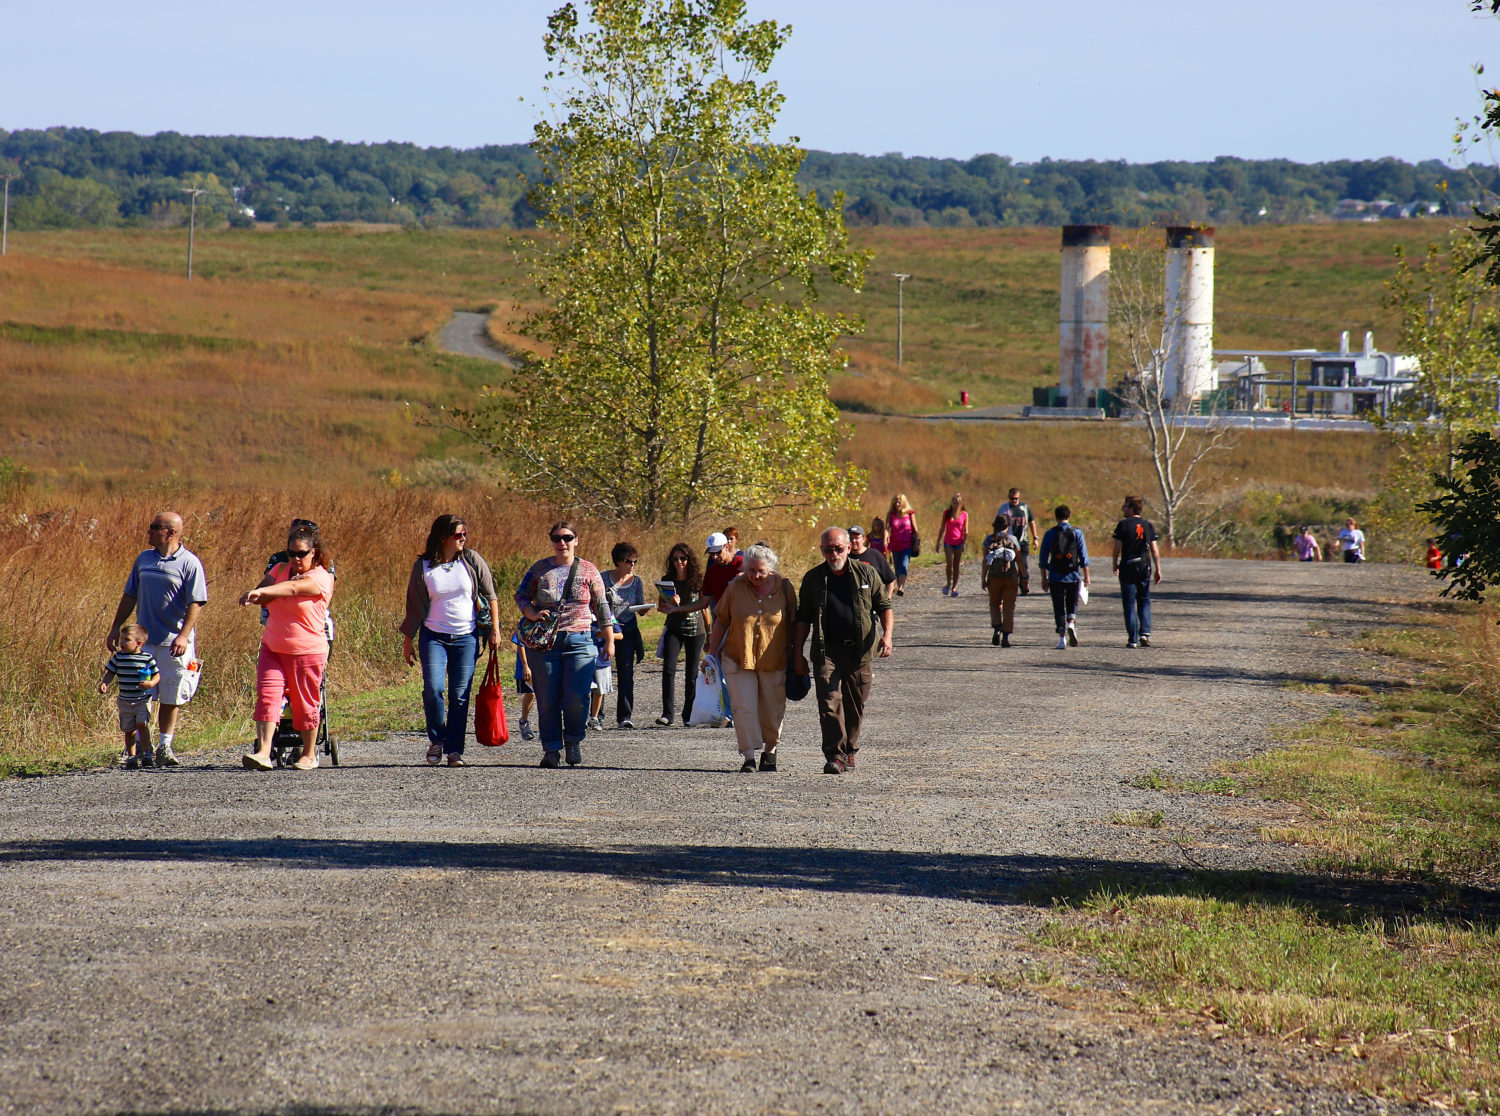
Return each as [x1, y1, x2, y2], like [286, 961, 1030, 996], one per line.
[1, 173, 18, 256]
[892, 273, 911, 366]
[182, 186, 206, 280]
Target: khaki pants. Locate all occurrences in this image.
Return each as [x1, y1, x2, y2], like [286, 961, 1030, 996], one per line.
[814, 653, 872, 763]
[986, 569, 1019, 633]
[722, 657, 787, 757]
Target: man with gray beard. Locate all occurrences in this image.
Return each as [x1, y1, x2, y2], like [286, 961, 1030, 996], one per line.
[793, 528, 894, 774]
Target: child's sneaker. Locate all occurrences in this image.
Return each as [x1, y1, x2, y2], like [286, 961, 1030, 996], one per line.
[519, 719, 535, 741]
[138, 750, 156, 768]
[124, 755, 140, 770]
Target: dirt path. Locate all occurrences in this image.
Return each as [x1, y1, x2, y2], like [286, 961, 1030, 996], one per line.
[0, 558, 1429, 1114]
[436, 310, 519, 367]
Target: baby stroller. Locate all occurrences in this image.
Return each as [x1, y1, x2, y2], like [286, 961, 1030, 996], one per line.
[269, 674, 338, 767]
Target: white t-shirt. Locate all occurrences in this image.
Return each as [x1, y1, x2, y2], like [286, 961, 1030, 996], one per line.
[1338, 528, 1365, 556]
[422, 559, 476, 635]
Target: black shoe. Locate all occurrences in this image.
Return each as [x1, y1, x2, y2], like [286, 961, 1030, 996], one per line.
[992, 629, 1001, 646]
[654, 715, 674, 726]
[758, 752, 777, 772]
[1001, 633, 1011, 648]
[539, 751, 561, 768]
[740, 756, 757, 772]
[1020, 586, 1030, 596]
[564, 743, 582, 766]
[822, 760, 844, 774]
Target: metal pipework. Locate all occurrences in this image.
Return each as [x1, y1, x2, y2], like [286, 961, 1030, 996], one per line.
[1163, 226, 1215, 401]
[1059, 225, 1110, 407]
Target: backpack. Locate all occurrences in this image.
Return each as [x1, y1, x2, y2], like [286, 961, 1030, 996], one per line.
[1052, 527, 1081, 574]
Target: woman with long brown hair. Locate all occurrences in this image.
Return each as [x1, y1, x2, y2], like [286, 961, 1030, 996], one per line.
[655, 542, 704, 725]
[940, 493, 969, 596]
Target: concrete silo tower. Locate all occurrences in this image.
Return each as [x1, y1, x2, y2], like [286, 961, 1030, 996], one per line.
[1058, 225, 1110, 407]
[1162, 226, 1215, 401]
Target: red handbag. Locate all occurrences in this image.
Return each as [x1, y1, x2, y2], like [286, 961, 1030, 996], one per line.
[475, 653, 509, 747]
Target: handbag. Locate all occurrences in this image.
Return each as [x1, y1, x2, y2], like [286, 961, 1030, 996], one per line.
[517, 558, 579, 651]
[783, 580, 810, 701]
[475, 654, 509, 747]
[910, 520, 922, 558]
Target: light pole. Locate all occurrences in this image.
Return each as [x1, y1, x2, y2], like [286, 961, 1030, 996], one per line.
[182, 187, 206, 280]
[892, 273, 910, 366]
[1, 173, 18, 256]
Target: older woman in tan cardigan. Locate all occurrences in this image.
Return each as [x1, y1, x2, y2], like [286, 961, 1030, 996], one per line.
[705, 542, 796, 773]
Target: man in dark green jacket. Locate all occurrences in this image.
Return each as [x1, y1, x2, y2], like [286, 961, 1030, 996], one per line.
[793, 527, 895, 774]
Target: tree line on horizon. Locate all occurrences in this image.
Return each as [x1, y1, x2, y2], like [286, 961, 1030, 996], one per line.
[1, 126, 1493, 233]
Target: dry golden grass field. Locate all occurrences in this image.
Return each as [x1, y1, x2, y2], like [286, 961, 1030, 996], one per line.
[0, 221, 1415, 766]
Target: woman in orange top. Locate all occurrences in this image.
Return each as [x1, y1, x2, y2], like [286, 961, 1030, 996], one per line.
[239, 523, 335, 771]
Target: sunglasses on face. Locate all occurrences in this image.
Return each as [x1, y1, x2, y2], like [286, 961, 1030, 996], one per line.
[551, 534, 576, 543]
[149, 523, 175, 532]
[822, 545, 848, 554]
[622, 558, 638, 565]
[288, 549, 314, 559]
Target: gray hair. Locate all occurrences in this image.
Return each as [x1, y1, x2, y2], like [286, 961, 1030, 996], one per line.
[743, 541, 778, 571]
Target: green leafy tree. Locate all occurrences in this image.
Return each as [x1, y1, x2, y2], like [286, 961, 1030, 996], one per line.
[469, 0, 867, 523]
[1418, 430, 1500, 600]
[1370, 232, 1500, 560]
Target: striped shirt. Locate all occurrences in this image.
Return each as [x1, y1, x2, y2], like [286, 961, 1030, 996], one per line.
[107, 650, 157, 702]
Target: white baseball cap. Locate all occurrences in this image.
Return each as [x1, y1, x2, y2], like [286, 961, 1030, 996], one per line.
[705, 531, 730, 553]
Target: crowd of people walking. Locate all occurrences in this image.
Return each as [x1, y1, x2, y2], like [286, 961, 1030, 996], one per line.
[96, 488, 1354, 778]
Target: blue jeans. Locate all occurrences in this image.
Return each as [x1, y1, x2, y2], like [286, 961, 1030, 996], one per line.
[535, 630, 596, 753]
[419, 626, 479, 755]
[1120, 577, 1152, 644]
[892, 548, 912, 578]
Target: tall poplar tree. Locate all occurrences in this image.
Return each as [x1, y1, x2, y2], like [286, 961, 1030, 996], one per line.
[483, 0, 867, 524]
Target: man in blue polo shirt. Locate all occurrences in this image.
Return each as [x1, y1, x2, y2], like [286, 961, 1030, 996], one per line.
[106, 511, 209, 767]
[1038, 504, 1091, 651]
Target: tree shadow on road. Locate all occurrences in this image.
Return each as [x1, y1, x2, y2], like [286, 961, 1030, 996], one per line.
[6, 838, 1494, 930]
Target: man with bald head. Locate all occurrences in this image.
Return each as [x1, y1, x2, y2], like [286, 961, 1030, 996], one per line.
[106, 511, 209, 766]
[793, 527, 894, 774]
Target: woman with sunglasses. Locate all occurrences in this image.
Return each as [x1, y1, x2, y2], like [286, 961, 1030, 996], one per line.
[603, 542, 645, 728]
[400, 514, 501, 766]
[655, 543, 704, 726]
[240, 522, 335, 771]
[516, 521, 613, 767]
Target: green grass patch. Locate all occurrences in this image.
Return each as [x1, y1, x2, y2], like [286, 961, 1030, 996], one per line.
[1109, 809, 1165, 828]
[1040, 600, 1500, 1108]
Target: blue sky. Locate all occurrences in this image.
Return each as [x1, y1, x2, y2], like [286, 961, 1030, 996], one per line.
[3, 0, 1492, 164]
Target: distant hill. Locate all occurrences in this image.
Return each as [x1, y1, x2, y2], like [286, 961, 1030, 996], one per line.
[0, 126, 1492, 231]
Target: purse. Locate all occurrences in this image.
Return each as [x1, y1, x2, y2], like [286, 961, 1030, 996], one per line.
[518, 558, 579, 651]
[783, 580, 810, 701]
[475, 654, 509, 747]
[910, 518, 923, 558]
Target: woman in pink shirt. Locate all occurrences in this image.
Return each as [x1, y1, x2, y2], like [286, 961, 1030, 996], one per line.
[885, 494, 918, 597]
[240, 523, 335, 771]
[940, 493, 969, 596]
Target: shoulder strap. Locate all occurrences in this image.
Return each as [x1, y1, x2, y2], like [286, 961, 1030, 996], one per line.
[563, 557, 580, 601]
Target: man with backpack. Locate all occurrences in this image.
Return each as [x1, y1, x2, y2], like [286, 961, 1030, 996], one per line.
[1111, 495, 1162, 649]
[996, 488, 1039, 594]
[979, 521, 1022, 647]
[1038, 506, 1090, 650]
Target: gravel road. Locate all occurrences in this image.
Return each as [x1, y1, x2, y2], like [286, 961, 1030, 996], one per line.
[436, 312, 518, 367]
[0, 557, 1432, 1115]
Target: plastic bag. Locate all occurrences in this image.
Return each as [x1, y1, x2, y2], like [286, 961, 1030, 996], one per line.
[688, 654, 729, 726]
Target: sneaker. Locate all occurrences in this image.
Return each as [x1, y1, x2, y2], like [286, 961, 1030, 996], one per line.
[426, 742, 442, 765]
[1001, 634, 1011, 648]
[1056, 635, 1067, 650]
[740, 756, 758, 772]
[1127, 641, 1139, 649]
[822, 760, 844, 775]
[519, 720, 535, 741]
[992, 630, 1001, 646]
[896, 588, 904, 597]
[539, 751, 561, 768]
[950, 589, 959, 597]
[564, 743, 582, 766]
[292, 755, 319, 771]
[155, 743, 180, 767]
[585, 716, 602, 731]
[941, 586, 950, 596]
[618, 719, 634, 730]
[242, 753, 272, 770]
[758, 752, 777, 772]
[138, 750, 156, 768]
[654, 715, 674, 727]
[1139, 634, 1151, 647]
[124, 756, 140, 770]
[446, 755, 466, 766]
[1067, 623, 1079, 647]
[1020, 585, 1030, 596]
[844, 752, 857, 769]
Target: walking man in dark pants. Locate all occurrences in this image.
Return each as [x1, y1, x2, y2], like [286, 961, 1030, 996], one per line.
[1111, 494, 1162, 648]
[793, 527, 894, 773]
[1038, 505, 1090, 650]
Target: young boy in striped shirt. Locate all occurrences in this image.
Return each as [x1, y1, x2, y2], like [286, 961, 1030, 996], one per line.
[99, 623, 160, 769]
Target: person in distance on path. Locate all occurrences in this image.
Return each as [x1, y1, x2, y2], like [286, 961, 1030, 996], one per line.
[979, 520, 1022, 647]
[995, 488, 1039, 595]
[849, 525, 895, 594]
[793, 528, 894, 774]
[1111, 495, 1162, 649]
[1038, 506, 1090, 650]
